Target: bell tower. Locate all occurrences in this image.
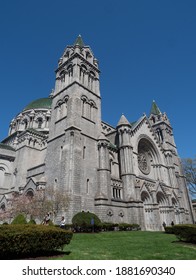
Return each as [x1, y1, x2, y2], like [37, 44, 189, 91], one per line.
[54, 35, 100, 97]
[49, 35, 101, 140]
[45, 36, 102, 221]
[149, 100, 176, 150]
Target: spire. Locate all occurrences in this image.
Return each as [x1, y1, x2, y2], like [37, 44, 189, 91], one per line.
[150, 100, 161, 115]
[74, 34, 85, 47]
[117, 114, 131, 127]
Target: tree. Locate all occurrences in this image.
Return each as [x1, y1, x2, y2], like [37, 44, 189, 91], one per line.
[0, 186, 70, 224]
[182, 156, 196, 197]
[37, 186, 70, 223]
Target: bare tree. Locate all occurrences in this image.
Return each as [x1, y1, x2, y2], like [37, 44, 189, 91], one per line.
[182, 156, 196, 197]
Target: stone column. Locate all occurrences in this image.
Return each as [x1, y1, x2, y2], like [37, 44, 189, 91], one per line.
[97, 135, 110, 200]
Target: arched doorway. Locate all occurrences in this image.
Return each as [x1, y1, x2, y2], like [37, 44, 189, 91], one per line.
[141, 191, 154, 230]
[157, 191, 168, 227]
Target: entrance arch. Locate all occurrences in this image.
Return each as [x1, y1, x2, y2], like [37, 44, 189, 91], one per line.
[157, 191, 169, 227]
[141, 191, 154, 230]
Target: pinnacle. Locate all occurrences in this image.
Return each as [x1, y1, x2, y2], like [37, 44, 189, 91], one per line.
[117, 114, 131, 127]
[150, 100, 161, 115]
[74, 35, 85, 47]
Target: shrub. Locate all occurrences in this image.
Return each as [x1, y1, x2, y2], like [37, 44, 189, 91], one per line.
[64, 224, 73, 230]
[172, 224, 196, 243]
[72, 211, 101, 232]
[164, 226, 176, 234]
[101, 223, 118, 231]
[0, 224, 73, 259]
[28, 219, 36, 224]
[118, 223, 141, 231]
[11, 214, 27, 224]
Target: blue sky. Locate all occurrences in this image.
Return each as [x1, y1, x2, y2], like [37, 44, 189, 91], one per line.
[0, 0, 195, 159]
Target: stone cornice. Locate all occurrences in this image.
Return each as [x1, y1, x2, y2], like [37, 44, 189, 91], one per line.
[54, 80, 101, 100]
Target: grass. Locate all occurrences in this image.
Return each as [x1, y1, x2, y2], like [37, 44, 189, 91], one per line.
[51, 231, 196, 260]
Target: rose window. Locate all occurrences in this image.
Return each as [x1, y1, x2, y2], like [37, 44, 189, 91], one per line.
[138, 152, 150, 174]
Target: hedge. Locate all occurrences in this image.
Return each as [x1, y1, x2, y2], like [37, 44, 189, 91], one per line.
[0, 224, 73, 259]
[164, 226, 176, 234]
[72, 212, 141, 232]
[171, 224, 196, 243]
[118, 223, 141, 231]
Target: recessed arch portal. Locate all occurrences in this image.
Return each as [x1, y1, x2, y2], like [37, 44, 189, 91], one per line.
[141, 190, 155, 230]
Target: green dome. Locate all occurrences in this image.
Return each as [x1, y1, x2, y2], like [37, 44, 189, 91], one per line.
[23, 98, 52, 111]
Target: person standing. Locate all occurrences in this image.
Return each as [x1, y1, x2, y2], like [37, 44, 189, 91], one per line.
[60, 216, 66, 229]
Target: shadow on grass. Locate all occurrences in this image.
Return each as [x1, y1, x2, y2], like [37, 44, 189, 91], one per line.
[171, 240, 196, 247]
[0, 250, 72, 260]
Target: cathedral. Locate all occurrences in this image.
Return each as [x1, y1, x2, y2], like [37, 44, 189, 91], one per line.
[0, 36, 194, 230]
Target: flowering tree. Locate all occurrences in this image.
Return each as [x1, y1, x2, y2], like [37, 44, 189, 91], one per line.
[0, 187, 70, 224]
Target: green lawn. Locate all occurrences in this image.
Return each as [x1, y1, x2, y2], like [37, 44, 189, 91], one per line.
[52, 231, 196, 260]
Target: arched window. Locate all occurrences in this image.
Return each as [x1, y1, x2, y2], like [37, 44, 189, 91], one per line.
[0, 167, 5, 187]
[65, 51, 70, 58]
[23, 119, 28, 130]
[88, 71, 95, 90]
[151, 116, 156, 123]
[137, 138, 159, 176]
[60, 70, 66, 82]
[67, 64, 73, 77]
[56, 97, 68, 121]
[86, 51, 90, 59]
[112, 187, 121, 199]
[141, 191, 151, 204]
[80, 64, 87, 84]
[156, 128, 163, 142]
[81, 95, 88, 118]
[37, 118, 43, 129]
[156, 191, 167, 205]
[109, 153, 116, 177]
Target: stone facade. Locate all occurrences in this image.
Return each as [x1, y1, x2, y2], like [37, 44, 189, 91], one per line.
[0, 36, 194, 230]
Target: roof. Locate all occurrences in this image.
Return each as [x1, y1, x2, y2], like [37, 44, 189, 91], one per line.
[74, 35, 85, 47]
[150, 100, 161, 115]
[0, 143, 15, 151]
[23, 98, 52, 111]
[117, 114, 131, 127]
